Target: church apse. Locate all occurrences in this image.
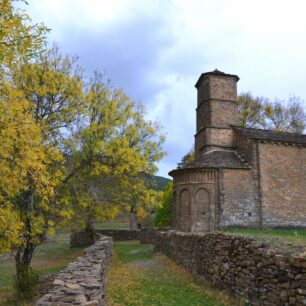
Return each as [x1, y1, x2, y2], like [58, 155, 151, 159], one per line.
[170, 168, 218, 232]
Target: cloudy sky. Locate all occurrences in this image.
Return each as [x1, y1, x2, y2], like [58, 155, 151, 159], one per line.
[25, 0, 306, 178]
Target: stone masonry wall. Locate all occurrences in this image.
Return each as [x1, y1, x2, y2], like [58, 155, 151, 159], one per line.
[36, 235, 112, 306]
[70, 230, 96, 248]
[205, 127, 235, 148]
[154, 231, 306, 306]
[234, 132, 258, 170]
[95, 229, 139, 241]
[197, 75, 238, 104]
[221, 169, 260, 227]
[258, 143, 306, 227]
[96, 228, 161, 243]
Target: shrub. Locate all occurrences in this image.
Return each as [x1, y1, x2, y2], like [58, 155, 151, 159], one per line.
[14, 269, 39, 301]
[155, 183, 173, 228]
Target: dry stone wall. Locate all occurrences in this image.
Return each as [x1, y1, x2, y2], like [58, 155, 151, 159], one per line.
[95, 229, 139, 241]
[70, 230, 96, 248]
[36, 235, 112, 306]
[153, 230, 306, 306]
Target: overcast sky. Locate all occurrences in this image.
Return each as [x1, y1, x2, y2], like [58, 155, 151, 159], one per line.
[25, 0, 306, 178]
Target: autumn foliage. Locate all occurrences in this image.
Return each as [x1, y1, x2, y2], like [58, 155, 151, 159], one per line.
[0, 0, 165, 287]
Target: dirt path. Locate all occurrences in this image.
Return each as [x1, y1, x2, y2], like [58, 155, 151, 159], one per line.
[106, 241, 242, 306]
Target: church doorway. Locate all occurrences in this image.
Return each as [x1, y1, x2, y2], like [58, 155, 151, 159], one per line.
[194, 188, 210, 232]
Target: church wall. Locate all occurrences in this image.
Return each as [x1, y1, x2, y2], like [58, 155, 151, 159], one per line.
[194, 129, 206, 157]
[195, 128, 234, 156]
[258, 143, 306, 227]
[197, 76, 237, 103]
[196, 101, 210, 132]
[221, 169, 260, 227]
[209, 100, 238, 128]
[234, 132, 258, 170]
[205, 127, 234, 148]
[172, 170, 218, 232]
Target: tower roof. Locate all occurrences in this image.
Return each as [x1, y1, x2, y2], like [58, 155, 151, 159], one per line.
[169, 150, 249, 177]
[195, 69, 240, 89]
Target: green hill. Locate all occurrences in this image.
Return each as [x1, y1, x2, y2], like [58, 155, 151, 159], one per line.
[146, 175, 172, 191]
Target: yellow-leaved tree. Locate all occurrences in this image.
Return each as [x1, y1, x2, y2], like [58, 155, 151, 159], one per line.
[9, 53, 165, 278]
[1, 0, 165, 291]
[0, 0, 48, 69]
[0, 84, 64, 278]
[0, 0, 62, 282]
[63, 73, 165, 231]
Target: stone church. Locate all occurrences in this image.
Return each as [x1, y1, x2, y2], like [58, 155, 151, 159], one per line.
[169, 70, 306, 232]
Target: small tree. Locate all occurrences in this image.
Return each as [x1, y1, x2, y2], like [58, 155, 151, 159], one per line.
[66, 73, 165, 231]
[177, 148, 195, 168]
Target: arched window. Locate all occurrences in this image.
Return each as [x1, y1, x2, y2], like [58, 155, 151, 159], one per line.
[194, 188, 210, 232]
[179, 189, 191, 231]
[172, 191, 177, 228]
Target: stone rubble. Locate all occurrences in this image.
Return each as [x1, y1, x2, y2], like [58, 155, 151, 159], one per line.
[36, 235, 112, 306]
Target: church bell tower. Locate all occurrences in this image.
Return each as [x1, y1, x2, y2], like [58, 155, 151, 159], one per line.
[194, 69, 239, 158]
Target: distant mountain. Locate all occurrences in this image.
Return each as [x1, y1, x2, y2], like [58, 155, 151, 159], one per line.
[146, 175, 172, 191]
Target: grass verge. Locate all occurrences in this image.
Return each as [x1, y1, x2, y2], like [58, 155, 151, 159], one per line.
[224, 228, 306, 255]
[106, 241, 242, 306]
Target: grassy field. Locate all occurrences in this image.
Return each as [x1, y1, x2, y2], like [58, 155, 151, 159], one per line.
[95, 213, 130, 230]
[225, 228, 306, 255]
[106, 241, 243, 306]
[0, 234, 84, 305]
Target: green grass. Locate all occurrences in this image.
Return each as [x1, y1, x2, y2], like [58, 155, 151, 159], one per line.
[106, 241, 242, 306]
[225, 228, 306, 255]
[0, 234, 84, 305]
[114, 241, 154, 263]
[225, 228, 306, 238]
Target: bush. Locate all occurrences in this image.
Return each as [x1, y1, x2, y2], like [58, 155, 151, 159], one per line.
[14, 269, 39, 301]
[155, 183, 173, 227]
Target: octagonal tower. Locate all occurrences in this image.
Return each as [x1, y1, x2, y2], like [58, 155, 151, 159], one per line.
[169, 70, 245, 232]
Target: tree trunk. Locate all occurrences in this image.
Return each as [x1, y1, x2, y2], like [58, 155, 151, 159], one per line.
[85, 218, 94, 233]
[130, 205, 138, 230]
[15, 179, 37, 281]
[15, 242, 36, 280]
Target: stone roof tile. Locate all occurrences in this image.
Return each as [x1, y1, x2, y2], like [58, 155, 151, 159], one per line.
[170, 151, 249, 176]
[232, 126, 306, 146]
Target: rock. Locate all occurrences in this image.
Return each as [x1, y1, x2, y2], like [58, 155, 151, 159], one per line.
[84, 283, 101, 290]
[66, 283, 82, 290]
[75, 294, 87, 303]
[297, 288, 306, 295]
[82, 300, 100, 306]
[36, 293, 52, 304]
[53, 279, 65, 286]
